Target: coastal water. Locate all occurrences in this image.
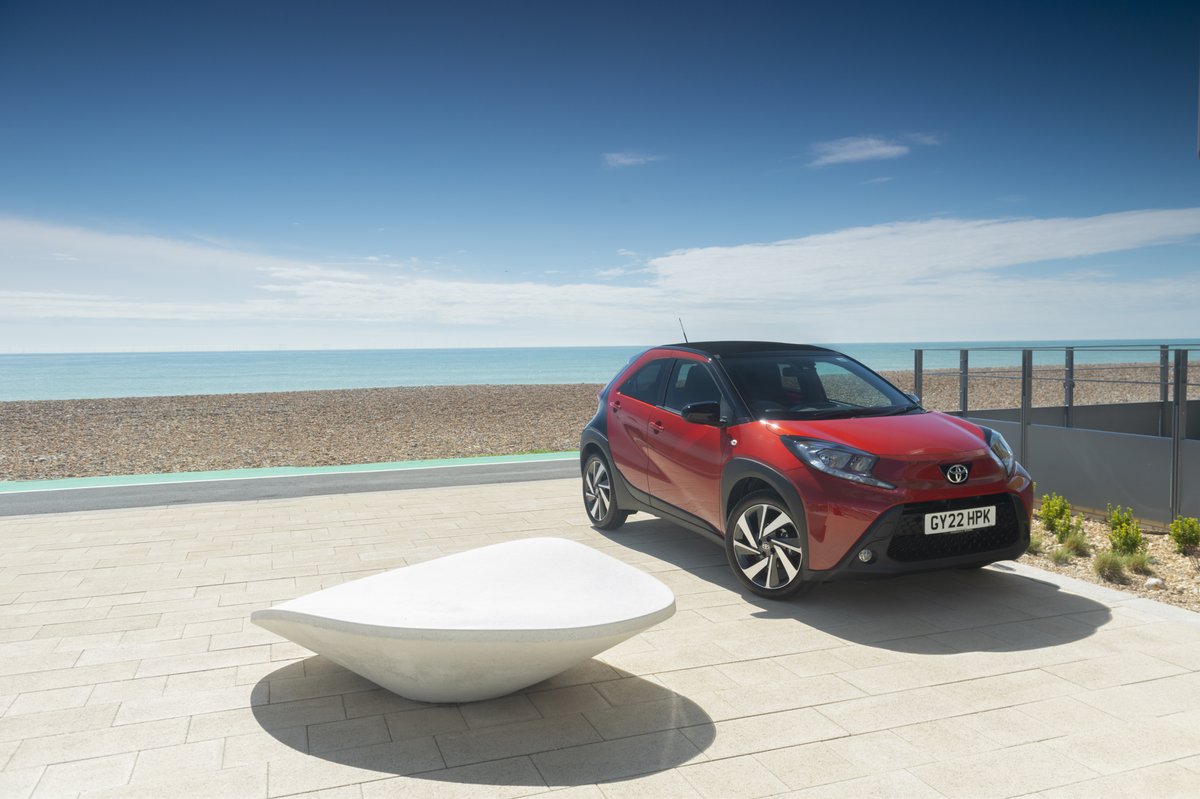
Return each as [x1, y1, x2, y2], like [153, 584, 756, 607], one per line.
[0, 340, 1192, 401]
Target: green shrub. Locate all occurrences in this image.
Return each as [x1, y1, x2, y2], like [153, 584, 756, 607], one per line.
[1027, 532, 1045, 555]
[1062, 528, 1090, 557]
[1169, 516, 1200, 554]
[1040, 493, 1073, 541]
[1124, 551, 1153, 575]
[1049, 546, 1073, 565]
[1106, 504, 1145, 555]
[1093, 551, 1126, 582]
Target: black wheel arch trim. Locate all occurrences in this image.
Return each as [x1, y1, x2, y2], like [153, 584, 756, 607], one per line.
[720, 458, 810, 539]
[579, 428, 644, 521]
[719, 459, 821, 582]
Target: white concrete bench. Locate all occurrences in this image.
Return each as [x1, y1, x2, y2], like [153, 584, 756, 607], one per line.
[251, 537, 676, 703]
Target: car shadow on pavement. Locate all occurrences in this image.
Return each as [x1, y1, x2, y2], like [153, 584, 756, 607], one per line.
[596, 515, 1113, 654]
[251, 656, 715, 788]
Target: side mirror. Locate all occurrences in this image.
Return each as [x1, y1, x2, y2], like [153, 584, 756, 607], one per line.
[681, 401, 724, 426]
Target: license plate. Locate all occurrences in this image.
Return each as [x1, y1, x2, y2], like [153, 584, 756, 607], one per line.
[924, 506, 995, 535]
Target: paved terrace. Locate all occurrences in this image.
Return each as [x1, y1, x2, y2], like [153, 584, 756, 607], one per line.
[2, 477, 1200, 798]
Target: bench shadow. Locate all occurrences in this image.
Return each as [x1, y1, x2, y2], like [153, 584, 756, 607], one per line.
[251, 657, 714, 787]
[596, 515, 1113, 653]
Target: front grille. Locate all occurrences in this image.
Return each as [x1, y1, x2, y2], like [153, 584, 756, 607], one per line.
[887, 494, 1021, 562]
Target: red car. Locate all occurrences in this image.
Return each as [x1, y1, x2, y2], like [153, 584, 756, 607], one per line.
[580, 342, 1033, 598]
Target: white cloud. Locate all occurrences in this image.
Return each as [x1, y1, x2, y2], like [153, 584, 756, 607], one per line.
[809, 133, 940, 167]
[642, 209, 1200, 340]
[595, 248, 652, 279]
[595, 266, 630, 279]
[648, 210, 1200, 300]
[604, 152, 663, 168]
[260, 264, 372, 282]
[905, 132, 943, 146]
[2, 209, 1199, 350]
[810, 136, 909, 167]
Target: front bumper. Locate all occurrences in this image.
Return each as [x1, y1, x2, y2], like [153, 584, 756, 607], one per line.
[810, 492, 1031, 581]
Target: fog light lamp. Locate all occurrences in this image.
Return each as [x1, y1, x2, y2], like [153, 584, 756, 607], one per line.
[857, 549, 874, 564]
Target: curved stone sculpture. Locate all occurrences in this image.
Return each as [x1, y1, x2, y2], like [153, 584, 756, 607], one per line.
[251, 537, 676, 703]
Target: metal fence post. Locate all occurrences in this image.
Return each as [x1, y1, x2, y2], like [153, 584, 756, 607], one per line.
[1171, 349, 1189, 521]
[1064, 347, 1074, 428]
[1161, 344, 1170, 437]
[1020, 349, 1033, 463]
[913, 349, 923, 401]
[959, 349, 969, 415]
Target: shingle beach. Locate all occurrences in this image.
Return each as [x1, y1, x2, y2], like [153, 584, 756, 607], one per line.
[0, 363, 1175, 482]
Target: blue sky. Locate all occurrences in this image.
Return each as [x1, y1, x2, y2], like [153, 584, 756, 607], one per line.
[1, 0, 1198, 351]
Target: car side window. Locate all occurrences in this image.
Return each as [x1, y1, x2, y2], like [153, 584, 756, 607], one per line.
[617, 359, 669, 405]
[663, 361, 724, 414]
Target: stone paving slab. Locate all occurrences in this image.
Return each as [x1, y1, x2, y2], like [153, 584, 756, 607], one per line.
[2, 477, 1200, 798]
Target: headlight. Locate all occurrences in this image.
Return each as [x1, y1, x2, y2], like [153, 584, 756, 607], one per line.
[783, 437, 895, 489]
[981, 427, 1015, 476]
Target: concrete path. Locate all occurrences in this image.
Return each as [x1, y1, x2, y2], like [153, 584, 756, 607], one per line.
[2, 477, 1199, 798]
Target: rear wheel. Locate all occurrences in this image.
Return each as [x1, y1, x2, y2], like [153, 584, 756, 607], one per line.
[725, 491, 808, 599]
[583, 453, 629, 530]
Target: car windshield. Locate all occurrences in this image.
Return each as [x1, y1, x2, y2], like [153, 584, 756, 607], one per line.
[720, 352, 916, 420]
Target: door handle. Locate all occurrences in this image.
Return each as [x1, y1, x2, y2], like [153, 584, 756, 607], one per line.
[610, 400, 621, 412]
[651, 419, 664, 434]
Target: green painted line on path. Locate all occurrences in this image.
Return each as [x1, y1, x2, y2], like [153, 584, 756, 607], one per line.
[0, 451, 580, 494]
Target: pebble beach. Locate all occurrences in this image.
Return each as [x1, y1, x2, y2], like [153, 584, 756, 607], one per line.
[0, 362, 1180, 482]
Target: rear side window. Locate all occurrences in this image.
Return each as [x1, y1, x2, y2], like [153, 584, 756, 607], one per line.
[618, 359, 669, 405]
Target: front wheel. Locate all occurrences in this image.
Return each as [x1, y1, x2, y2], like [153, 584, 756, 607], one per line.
[725, 491, 809, 599]
[582, 453, 629, 530]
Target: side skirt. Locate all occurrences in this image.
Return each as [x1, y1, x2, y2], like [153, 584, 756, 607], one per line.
[623, 482, 724, 548]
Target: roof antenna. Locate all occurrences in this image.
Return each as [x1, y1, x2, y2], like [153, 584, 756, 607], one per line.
[677, 317, 689, 343]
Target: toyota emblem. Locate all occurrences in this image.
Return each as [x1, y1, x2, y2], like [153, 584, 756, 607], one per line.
[945, 464, 970, 484]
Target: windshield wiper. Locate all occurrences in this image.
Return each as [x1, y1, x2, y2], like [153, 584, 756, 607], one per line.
[793, 408, 863, 420]
[759, 403, 921, 421]
[818, 403, 922, 419]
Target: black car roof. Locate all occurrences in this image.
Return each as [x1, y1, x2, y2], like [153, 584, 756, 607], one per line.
[661, 341, 839, 358]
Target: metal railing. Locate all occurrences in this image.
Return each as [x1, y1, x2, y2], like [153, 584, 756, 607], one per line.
[912, 344, 1200, 522]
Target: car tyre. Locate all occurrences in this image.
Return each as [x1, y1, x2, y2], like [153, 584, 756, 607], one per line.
[583, 453, 629, 530]
[725, 491, 809, 599]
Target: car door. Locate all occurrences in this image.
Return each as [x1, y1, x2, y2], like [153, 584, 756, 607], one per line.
[647, 358, 731, 532]
[606, 357, 670, 498]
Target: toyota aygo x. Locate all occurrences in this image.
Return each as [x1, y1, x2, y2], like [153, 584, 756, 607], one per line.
[580, 342, 1033, 598]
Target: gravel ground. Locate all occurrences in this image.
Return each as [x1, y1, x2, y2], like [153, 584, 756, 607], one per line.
[1026, 513, 1200, 613]
[0, 384, 602, 481]
[2, 362, 1176, 483]
[881, 361, 1178, 410]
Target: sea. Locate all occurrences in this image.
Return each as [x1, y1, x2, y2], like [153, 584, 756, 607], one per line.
[0, 340, 1194, 402]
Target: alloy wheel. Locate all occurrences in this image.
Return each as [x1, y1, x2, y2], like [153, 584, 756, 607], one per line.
[583, 457, 611, 523]
[730, 502, 804, 591]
